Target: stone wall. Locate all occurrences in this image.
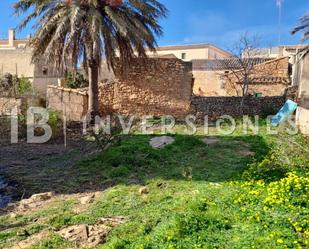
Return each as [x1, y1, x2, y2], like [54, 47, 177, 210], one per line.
[0, 97, 22, 115]
[191, 96, 285, 120]
[47, 58, 193, 120]
[99, 58, 193, 118]
[47, 86, 88, 121]
[225, 57, 291, 96]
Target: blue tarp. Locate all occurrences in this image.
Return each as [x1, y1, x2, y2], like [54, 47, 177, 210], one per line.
[271, 100, 298, 126]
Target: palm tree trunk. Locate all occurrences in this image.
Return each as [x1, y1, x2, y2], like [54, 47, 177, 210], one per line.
[88, 64, 100, 122]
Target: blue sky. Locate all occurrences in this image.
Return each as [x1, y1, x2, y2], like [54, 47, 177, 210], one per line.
[0, 0, 308, 49]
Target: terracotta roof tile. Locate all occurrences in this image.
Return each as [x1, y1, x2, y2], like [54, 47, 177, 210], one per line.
[192, 58, 272, 71]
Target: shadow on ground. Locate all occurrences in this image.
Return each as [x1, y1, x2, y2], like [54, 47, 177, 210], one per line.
[0, 132, 270, 204]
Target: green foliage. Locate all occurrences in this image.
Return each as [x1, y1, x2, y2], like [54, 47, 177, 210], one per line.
[48, 111, 61, 131]
[14, 0, 167, 73]
[0, 123, 308, 249]
[109, 165, 130, 178]
[30, 234, 72, 249]
[243, 152, 290, 182]
[18, 76, 33, 95]
[65, 71, 88, 89]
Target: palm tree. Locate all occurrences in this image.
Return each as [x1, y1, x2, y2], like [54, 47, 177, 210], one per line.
[292, 12, 309, 41]
[14, 0, 167, 120]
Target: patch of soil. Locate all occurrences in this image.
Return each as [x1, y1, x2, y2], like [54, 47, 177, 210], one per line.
[234, 141, 255, 157]
[202, 137, 220, 145]
[0, 126, 97, 208]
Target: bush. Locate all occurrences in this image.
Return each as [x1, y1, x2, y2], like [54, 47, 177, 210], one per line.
[48, 111, 63, 138]
[243, 152, 290, 182]
[18, 76, 32, 95]
[65, 71, 88, 89]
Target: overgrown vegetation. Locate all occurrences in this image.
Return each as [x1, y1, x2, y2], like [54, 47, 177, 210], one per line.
[65, 71, 88, 89]
[18, 76, 33, 95]
[0, 123, 308, 248]
[0, 73, 33, 96]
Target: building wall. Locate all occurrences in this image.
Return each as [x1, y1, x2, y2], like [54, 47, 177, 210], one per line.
[0, 49, 63, 96]
[193, 70, 226, 96]
[225, 57, 291, 96]
[153, 48, 209, 61]
[0, 30, 66, 96]
[0, 49, 34, 78]
[148, 45, 231, 62]
[296, 52, 309, 135]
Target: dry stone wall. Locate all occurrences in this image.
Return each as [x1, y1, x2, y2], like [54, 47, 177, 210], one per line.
[99, 58, 193, 118]
[191, 96, 285, 120]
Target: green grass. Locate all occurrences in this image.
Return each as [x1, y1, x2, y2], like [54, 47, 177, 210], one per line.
[0, 123, 308, 249]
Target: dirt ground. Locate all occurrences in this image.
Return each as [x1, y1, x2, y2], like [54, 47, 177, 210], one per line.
[0, 123, 97, 205]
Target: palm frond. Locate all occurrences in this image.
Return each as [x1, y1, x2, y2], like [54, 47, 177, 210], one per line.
[292, 12, 309, 41]
[14, 0, 168, 70]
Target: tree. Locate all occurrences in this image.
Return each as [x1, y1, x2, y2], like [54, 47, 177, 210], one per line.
[14, 0, 167, 120]
[217, 34, 262, 98]
[292, 12, 309, 41]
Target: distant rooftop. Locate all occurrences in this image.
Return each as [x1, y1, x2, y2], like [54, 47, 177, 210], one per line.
[0, 29, 29, 49]
[192, 58, 272, 71]
[156, 43, 232, 56]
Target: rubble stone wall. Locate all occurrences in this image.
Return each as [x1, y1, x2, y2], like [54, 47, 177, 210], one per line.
[191, 96, 285, 120]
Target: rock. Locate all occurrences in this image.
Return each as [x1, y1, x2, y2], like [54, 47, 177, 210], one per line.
[58, 224, 88, 243]
[80, 194, 95, 205]
[18, 192, 55, 211]
[150, 136, 175, 149]
[57, 224, 110, 248]
[98, 216, 127, 227]
[57, 216, 127, 247]
[139, 186, 149, 195]
[209, 183, 222, 187]
[28, 192, 55, 202]
[10, 212, 17, 219]
[202, 137, 220, 145]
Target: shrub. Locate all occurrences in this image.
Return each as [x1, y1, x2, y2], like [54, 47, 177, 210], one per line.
[48, 111, 62, 137]
[243, 152, 290, 182]
[18, 76, 32, 95]
[109, 165, 130, 178]
[65, 71, 88, 89]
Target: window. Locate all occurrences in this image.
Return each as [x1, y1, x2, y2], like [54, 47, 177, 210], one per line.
[42, 67, 48, 76]
[181, 53, 186, 60]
